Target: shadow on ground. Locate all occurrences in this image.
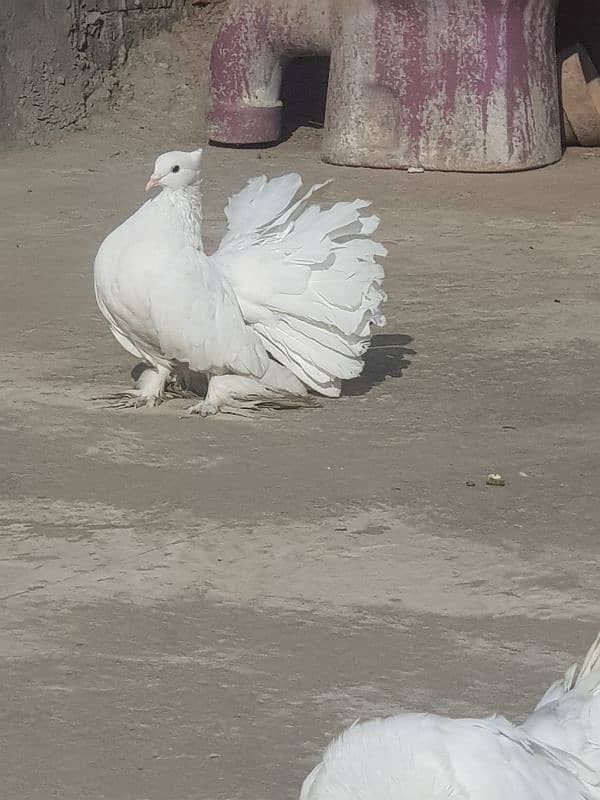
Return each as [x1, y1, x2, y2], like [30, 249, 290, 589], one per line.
[343, 333, 415, 396]
[128, 333, 414, 401]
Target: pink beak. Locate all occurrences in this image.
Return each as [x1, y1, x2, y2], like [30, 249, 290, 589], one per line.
[145, 174, 161, 192]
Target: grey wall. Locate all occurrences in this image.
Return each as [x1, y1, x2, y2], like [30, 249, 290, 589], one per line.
[0, 0, 188, 144]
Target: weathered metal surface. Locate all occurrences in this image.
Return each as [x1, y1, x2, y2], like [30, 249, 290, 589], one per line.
[208, 0, 563, 172]
[207, 0, 331, 144]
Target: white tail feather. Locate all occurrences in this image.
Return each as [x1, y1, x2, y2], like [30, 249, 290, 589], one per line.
[577, 633, 600, 686]
[214, 174, 387, 395]
[520, 632, 600, 781]
[534, 633, 600, 712]
[223, 173, 303, 240]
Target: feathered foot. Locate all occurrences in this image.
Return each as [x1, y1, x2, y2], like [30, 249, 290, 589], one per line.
[93, 389, 163, 409]
[94, 364, 172, 409]
[187, 392, 320, 418]
[186, 373, 320, 418]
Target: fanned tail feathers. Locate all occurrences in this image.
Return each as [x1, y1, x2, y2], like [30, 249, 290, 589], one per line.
[216, 174, 387, 397]
[519, 632, 600, 793]
[576, 633, 600, 688]
[535, 633, 600, 712]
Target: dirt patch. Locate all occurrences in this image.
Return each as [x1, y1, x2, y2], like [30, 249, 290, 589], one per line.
[1, 13, 599, 800]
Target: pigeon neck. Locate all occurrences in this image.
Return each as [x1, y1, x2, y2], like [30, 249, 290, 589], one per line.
[160, 183, 204, 250]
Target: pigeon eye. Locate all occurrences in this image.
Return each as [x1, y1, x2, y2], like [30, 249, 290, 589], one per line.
[171, 165, 180, 173]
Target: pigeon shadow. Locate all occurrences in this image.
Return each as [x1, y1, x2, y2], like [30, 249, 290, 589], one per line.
[130, 332, 413, 401]
[342, 333, 415, 396]
[131, 362, 207, 396]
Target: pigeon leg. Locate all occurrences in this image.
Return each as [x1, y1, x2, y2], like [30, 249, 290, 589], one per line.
[99, 364, 171, 409]
[187, 363, 319, 418]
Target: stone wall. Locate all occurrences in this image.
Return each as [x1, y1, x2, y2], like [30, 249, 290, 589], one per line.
[0, 0, 189, 144]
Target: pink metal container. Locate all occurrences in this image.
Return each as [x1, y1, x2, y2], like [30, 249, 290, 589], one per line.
[208, 0, 562, 172]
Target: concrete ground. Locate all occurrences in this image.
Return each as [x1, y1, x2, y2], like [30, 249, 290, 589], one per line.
[1, 16, 599, 800]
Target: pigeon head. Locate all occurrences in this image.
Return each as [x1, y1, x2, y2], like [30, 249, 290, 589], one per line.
[145, 149, 202, 192]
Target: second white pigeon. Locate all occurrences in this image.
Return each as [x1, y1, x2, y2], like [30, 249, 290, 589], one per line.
[300, 633, 600, 800]
[93, 149, 387, 416]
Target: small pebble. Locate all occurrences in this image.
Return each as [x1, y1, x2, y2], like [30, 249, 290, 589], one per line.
[486, 474, 505, 487]
[465, 480, 476, 487]
[407, 166, 424, 174]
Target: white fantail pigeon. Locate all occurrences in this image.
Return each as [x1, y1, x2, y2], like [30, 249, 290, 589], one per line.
[93, 149, 387, 416]
[300, 632, 600, 800]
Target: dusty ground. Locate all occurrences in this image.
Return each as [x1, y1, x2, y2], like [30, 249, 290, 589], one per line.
[1, 14, 600, 800]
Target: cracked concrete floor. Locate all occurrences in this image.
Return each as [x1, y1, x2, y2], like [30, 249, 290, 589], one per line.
[1, 97, 600, 799]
